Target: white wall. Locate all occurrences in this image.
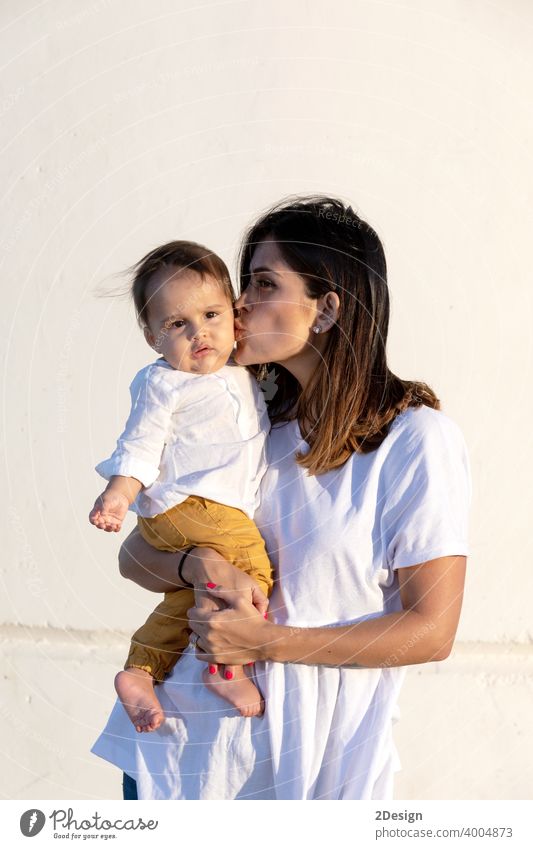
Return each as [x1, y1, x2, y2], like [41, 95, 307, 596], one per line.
[1, 0, 531, 799]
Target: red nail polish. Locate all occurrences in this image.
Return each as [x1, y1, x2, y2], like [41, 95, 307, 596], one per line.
[208, 665, 217, 674]
[225, 670, 234, 680]
[264, 612, 268, 619]
[206, 582, 217, 589]
[247, 661, 254, 666]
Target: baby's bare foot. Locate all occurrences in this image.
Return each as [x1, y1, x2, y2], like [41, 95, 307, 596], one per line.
[115, 668, 164, 733]
[202, 665, 265, 717]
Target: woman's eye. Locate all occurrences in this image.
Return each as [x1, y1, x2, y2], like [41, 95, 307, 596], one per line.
[255, 278, 275, 289]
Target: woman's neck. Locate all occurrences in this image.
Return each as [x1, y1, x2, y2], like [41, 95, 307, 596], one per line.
[275, 347, 320, 394]
[273, 352, 322, 439]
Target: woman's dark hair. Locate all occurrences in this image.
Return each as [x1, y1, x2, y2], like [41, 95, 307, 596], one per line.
[131, 240, 235, 329]
[239, 195, 440, 475]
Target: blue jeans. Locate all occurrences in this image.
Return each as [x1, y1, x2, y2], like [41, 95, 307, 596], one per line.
[122, 772, 138, 800]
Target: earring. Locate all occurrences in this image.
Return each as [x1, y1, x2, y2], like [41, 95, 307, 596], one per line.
[312, 325, 321, 334]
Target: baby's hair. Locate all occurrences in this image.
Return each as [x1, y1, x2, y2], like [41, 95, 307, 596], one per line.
[131, 240, 236, 329]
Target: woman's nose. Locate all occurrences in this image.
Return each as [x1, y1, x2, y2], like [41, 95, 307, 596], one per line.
[234, 289, 251, 311]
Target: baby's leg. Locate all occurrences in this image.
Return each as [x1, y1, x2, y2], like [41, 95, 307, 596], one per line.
[202, 663, 265, 717]
[134, 499, 269, 719]
[165, 498, 269, 716]
[116, 585, 201, 732]
[117, 587, 227, 732]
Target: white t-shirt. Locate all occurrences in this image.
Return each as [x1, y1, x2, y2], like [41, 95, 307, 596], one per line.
[91, 405, 471, 799]
[95, 358, 270, 519]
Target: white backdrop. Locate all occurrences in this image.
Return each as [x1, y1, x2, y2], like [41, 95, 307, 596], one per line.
[1, 0, 532, 799]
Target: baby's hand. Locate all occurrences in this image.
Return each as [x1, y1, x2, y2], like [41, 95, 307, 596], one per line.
[89, 491, 129, 533]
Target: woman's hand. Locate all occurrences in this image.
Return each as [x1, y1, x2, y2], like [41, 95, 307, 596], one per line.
[183, 547, 270, 618]
[183, 547, 272, 675]
[187, 586, 274, 667]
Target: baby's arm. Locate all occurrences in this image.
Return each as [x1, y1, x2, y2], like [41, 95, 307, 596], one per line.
[89, 475, 143, 533]
[90, 365, 177, 533]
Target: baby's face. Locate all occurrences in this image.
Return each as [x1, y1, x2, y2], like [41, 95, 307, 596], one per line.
[144, 267, 235, 374]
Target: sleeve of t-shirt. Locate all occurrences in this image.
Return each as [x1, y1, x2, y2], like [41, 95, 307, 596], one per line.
[95, 365, 178, 488]
[380, 409, 472, 570]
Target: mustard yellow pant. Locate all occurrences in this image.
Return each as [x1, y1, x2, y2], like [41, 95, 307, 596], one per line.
[125, 495, 273, 681]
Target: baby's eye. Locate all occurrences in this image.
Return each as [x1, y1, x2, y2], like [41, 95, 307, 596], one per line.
[205, 311, 219, 319]
[171, 319, 185, 328]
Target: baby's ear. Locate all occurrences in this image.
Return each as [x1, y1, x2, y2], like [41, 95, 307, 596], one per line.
[143, 326, 157, 349]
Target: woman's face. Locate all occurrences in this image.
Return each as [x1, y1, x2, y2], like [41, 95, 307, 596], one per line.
[233, 240, 322, 370]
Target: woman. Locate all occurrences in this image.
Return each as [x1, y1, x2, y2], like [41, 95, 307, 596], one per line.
[92, 195, 470, 800]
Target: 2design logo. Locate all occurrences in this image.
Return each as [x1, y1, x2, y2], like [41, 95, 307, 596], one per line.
[20, 809, 46, 837]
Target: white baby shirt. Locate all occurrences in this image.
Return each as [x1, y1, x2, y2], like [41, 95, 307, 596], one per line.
[95, 358, 270, 519]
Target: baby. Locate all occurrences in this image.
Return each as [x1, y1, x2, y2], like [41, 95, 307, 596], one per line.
[89, 241, 273, 733]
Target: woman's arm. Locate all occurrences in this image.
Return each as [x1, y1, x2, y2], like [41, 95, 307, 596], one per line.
[119, 527, 269, 615]
[270, 555, 466, 666]
[188, 555, 466, 668]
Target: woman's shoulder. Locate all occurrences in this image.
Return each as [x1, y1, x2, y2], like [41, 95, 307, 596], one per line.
[384, 405, 469, 479]
[266, 406, 467, 465]
[379, 406, 472, 548]
[389, 404, 465, 447]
